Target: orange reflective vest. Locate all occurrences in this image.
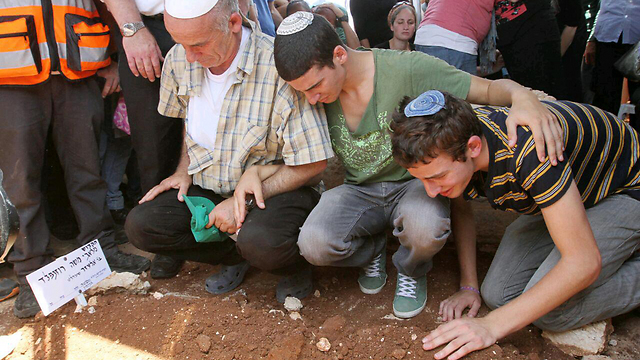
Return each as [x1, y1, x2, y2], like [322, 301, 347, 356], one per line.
[0, 0, 111, 86]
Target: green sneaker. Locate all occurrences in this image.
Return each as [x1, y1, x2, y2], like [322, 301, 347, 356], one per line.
[358, 248, 387, 294]
[393, 273, 427, 319]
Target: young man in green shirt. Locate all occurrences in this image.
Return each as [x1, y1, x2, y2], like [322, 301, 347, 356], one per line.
[389, 90, 640, 359]
[262, 13, 563, 319]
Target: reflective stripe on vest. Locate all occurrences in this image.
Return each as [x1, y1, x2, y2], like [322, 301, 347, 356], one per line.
[0, 0, 110, 86]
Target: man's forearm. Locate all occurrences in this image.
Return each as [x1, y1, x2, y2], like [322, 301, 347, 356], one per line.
[174, 126, 190, 176]
[100, 0, 143, 27]
[261, 160, 327, 199]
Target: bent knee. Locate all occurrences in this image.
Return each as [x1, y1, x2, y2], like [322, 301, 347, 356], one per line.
[480, 281, 506, 310]
[298, 223, 344, 266]
[124, 206, 151, 251]
[236, 231, 292, 271]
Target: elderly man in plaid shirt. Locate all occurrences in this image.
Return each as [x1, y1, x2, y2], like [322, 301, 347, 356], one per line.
[125, 0, 333, 302]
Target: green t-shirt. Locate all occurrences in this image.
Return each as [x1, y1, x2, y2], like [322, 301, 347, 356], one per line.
[325, 49, 472, 184]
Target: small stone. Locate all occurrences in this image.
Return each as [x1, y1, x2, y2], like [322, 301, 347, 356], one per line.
[542, 320, 613, 356]
[74, 304, 83, 313]
[411, 334, 418, 341]
[608, 339, 617, 346]
[392, 348, 406, 359]
[195, 334, 211, 353]
[173, 342, 184, 354]
[331, 277, 339, 284]
[316, 338, 331, 352]
[87, 306, 95, 314]
[289, 312, 302, 321]
[314, 290, 321, 298]
[268, 309, 285, 316]
[153, 292, 164, 299]
[284, 297, 303, 311]
[582, 356, 613, 360]
[87, 296, 98, 306]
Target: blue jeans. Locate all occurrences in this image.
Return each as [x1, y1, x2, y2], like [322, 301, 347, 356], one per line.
[481, 194, 640, 332]
[298, 179, 451, 277]
[100, 123, 133, 211]
[415, 45, 477, 75]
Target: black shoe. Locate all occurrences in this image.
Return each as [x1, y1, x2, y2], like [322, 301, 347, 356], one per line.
[13, 285, 40, 318]
[110, 209, 129, 226]
[276, 265, 313, 303]
[0, 278, 19, 302]
[106, 251, 151, 274]
[150, 255, 184, 279]
[113, 226, 129, 245]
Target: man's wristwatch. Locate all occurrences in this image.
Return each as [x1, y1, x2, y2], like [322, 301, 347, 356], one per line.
[337, 15, 349, 23]
[121, 22, 146, 37]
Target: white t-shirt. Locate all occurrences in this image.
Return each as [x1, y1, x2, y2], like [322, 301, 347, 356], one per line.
[135, 0, 163, 16]
[414, 24, 478, 55]
[186, 28, 250, 152]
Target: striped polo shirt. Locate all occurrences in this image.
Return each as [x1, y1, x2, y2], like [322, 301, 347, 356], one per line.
[465, 101, 640, 214]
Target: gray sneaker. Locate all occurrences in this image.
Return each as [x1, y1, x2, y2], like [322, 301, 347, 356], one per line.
[358, 247, 387, 294]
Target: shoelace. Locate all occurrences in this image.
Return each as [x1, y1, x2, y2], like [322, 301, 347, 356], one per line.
[396, 273, 417, 298]
[363, 252, 384, 277]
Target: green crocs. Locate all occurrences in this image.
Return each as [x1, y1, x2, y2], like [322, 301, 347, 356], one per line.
[183, 195, 229, 243]
[393, 273, 427, 319]
[358, 247, 387, 294]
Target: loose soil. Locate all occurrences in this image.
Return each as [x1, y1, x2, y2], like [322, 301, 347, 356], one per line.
[1, 201, 638, 360]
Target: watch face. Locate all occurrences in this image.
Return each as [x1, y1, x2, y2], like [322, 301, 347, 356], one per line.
[122, 23, 136, 37]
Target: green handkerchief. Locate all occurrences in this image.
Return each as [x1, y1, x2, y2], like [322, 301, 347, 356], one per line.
[183, 195, 229, 243]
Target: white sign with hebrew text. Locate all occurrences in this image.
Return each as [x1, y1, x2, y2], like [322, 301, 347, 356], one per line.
[26, 239, 111, 316]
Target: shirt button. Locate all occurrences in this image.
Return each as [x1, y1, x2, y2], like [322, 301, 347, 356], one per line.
[625, 14, 629, 18]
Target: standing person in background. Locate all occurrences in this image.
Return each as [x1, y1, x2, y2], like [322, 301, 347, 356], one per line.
[313, 2, 361, 49]
[374, 1, 417, 51]
[253, 0, 283, 36]
[495, 0, 565, 99]
[100, 0, 183, 197]
[350, 0, 397, 47]
[556, 0, 588, 102]
[0, 0, 151, 318]
[583, 0, 640, 130]
[414, 0, 494, 74]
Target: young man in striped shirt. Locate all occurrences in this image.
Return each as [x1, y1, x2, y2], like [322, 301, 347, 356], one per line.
[390, 90, 640, 360]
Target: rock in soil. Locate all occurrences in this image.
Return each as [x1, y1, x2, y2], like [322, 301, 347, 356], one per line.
[284, 296, 303, 311]
[391, 348, 406, 359]
[319, 315, 346, 340]
[316, 337, 331, 352]
[86, 272, 151, 295]
[582, 356, 613, 360]
[195, 334, 211, 353]
[542, 320, 613, 356]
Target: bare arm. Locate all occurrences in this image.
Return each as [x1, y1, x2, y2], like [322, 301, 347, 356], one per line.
[100, 0, 164, 81]
[439, 196, 481, 322]
[262, 160, 327, 199]
[269, 0, 283, 28]
[560, 26, 577, 56]
[423, 183, 602, 360]
[467, 77, 564, 165]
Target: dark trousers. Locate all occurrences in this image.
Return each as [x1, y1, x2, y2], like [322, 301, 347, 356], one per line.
[592, 39, 640, 126]
[117, 16, 183, 194]
[0, 76, 118, 278]
[500, 39, 565, 99]
[125, 185, 320, 275]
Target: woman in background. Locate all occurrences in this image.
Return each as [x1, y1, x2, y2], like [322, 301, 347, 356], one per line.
[375, 1, 417, 51]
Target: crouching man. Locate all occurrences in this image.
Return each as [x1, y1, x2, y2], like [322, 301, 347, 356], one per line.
[390, 90, 640, 359]
[125, 0, 333, 302]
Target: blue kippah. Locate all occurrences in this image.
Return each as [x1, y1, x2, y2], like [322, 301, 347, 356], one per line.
[404, 90, 446, 117]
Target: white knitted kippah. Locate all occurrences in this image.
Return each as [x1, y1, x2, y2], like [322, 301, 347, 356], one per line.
[165, 0, 219, 19]
[277, 12, 314, 36]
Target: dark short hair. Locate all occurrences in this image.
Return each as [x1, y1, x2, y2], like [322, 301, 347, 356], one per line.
[390, 92, 483, 168]
[274, 14, 343, 81]
[286, 0, 311, 16]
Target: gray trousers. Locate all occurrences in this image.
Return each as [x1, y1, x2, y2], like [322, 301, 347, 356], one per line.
[298, 179, 451, 277]
[481, 194, 640, 332]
